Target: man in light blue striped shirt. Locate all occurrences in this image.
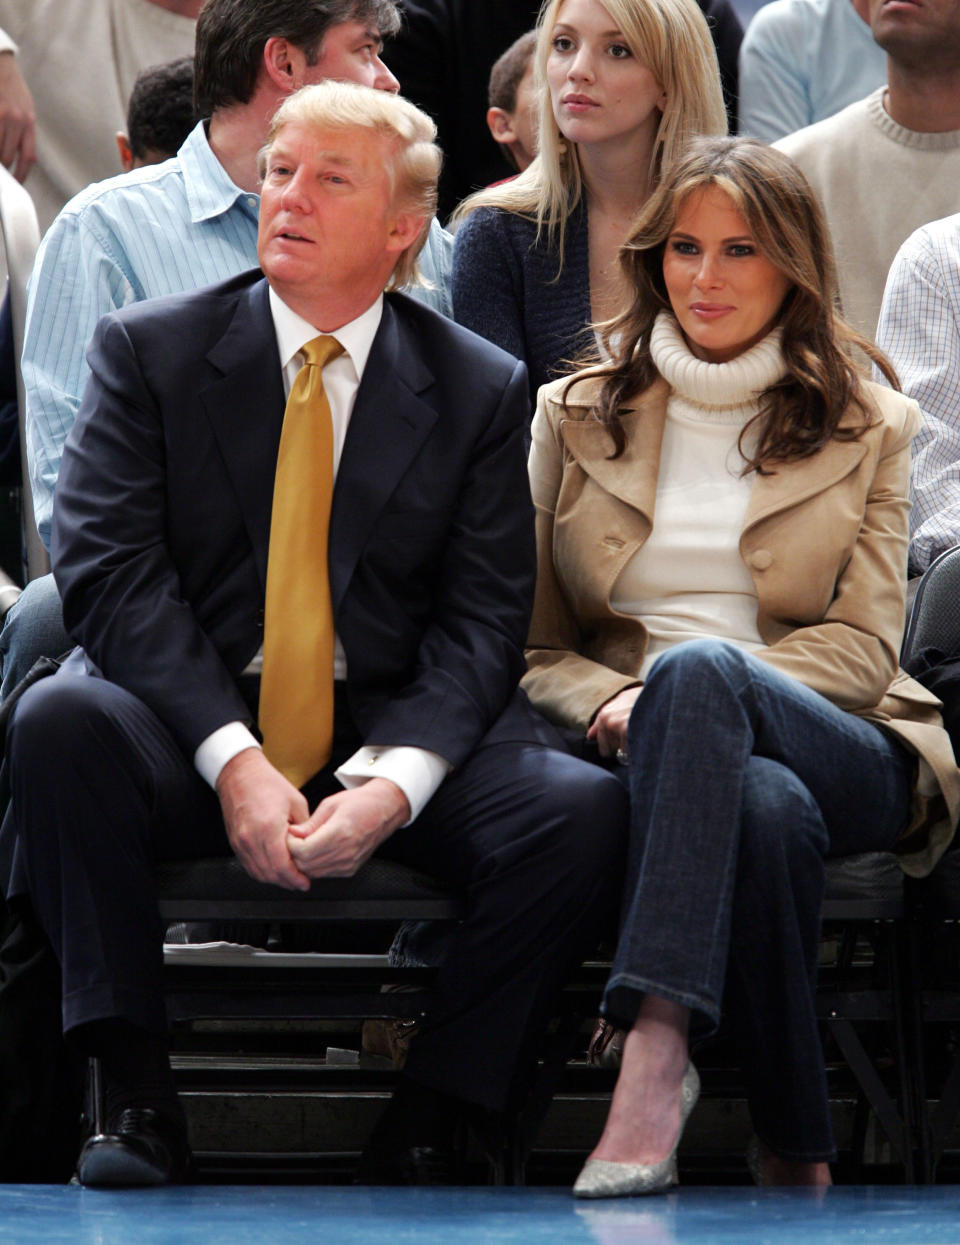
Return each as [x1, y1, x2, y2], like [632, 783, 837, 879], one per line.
[876, 214, 960, 577]
[2, 0, 455, 693]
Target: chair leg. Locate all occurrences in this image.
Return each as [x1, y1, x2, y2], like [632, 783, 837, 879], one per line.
[460, 1112, 510, 1185]
[927, 1044, 960, 1181]
[508, 1009, 587, 1186]
[87, 1055, 104, 1137]
[849, 1090, 870, 1180]
[820, 918, 914, 1180]
[900, 913, 932, 1183]
[888, 920, 918, 1183]
[828, 1017, 912, 1176]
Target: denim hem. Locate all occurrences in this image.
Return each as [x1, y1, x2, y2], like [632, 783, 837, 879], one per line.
[754, 1126, 837, 1165]
[63, 983, 168, 1039]
[601, 971, 721, 1031]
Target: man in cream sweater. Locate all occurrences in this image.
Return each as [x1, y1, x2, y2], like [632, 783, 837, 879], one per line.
[774, 0, 960, 341]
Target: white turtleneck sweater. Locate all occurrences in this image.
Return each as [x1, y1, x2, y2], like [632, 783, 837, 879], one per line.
[610, 313, 787, 681]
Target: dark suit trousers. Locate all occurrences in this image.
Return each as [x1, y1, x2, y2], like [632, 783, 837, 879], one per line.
[5, 671, 626, 1113]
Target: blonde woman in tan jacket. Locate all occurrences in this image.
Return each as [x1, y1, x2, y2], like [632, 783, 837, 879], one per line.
[523, 137, 960, 1196]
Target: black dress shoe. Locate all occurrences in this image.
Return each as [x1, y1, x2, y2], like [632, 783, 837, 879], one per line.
[355, 1141, 454, 1186]
[356, 1080, 459, 1185]
[76, 1106, 193, 1188]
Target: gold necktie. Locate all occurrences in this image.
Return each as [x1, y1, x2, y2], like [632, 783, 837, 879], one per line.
[259, 334, 344, 788]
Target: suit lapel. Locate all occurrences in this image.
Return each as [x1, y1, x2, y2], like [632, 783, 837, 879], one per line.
[200, 278, 286, 593]
[329, 299, 439, 615]
[559, 377, 669, 527]
[560, 375, 870, 546]
[743, 438, 868, 536]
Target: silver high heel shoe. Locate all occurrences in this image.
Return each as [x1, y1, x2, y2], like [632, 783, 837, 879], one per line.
[572, 1062, 700, 1198]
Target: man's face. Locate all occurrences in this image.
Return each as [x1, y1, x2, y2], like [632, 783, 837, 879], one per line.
[257, 121, 411, 317]
[306, 19, 400, 92]
[870, 0, 960, 68]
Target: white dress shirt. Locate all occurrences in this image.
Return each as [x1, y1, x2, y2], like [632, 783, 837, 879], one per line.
[193, 288, 451, 822]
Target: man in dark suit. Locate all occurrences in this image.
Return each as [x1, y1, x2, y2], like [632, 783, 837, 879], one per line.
[1, 81, 625, 1187]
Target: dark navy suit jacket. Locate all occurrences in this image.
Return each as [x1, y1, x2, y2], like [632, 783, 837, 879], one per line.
[51, 269, 549, 768]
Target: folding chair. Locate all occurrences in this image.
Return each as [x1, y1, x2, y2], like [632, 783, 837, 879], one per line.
[897, 545, 960, 1180]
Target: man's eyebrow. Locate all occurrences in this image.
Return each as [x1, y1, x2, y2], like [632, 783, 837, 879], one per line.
[315, 150, 357, 168]
[362, 25, 384, 50]
[268, 147, 357, 169]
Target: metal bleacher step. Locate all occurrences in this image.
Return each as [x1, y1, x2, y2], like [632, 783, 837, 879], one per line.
[172, 1046, 889, 1183]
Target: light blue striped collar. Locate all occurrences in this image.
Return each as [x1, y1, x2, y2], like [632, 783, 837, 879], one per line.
[178, 121, 258, 225]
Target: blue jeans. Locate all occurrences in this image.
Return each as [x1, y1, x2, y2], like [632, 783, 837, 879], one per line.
[604, 638, 916, 1161]
[0, 572, 68, 699]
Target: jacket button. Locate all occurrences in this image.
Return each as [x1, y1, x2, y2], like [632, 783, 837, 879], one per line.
[749, 550, 774, 571]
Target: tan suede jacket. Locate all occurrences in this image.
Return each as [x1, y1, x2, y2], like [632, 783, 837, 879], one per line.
[522, 372, 960, 877]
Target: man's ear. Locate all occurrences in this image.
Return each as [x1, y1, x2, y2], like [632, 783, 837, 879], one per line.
[116, 132, 135, 173]
[486, 106, 519, 147]
[386, 212, 426, 255]
[262, 36, 312, 95]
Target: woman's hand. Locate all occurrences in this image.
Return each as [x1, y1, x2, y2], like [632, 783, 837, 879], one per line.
[586, 686, 642, 759]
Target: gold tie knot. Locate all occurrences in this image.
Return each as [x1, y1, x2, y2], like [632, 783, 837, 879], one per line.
[301, 334, 344, 371]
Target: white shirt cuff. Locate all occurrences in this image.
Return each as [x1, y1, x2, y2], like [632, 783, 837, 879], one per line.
[0, 36, 18, 57]
[335, 746, 451, 825]
[194, 722, 261, 789]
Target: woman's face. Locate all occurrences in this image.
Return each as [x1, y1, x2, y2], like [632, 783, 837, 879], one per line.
[546, 0, 667, 152]
[662, 185, 793, 364]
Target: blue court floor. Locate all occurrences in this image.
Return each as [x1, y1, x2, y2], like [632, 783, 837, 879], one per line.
[2, 1185, 960, 1245]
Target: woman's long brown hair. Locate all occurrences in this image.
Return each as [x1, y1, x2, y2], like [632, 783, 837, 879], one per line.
[566, 137, 899, 467]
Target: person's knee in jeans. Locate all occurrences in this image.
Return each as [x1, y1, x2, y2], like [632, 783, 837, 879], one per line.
[0, 573, 69, 699]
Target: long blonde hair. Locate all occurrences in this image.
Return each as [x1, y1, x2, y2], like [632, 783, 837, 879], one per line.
[454, 0, 727, 260]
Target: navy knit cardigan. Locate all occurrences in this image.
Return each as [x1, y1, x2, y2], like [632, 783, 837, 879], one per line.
[451, 201, 596, 412]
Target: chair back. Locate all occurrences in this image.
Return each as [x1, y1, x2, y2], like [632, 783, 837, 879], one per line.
[0, 166, 46, 582]
[901, 546, 960, 668]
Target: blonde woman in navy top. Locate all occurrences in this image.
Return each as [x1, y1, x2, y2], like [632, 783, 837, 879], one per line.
[451, 0, 726, 407]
